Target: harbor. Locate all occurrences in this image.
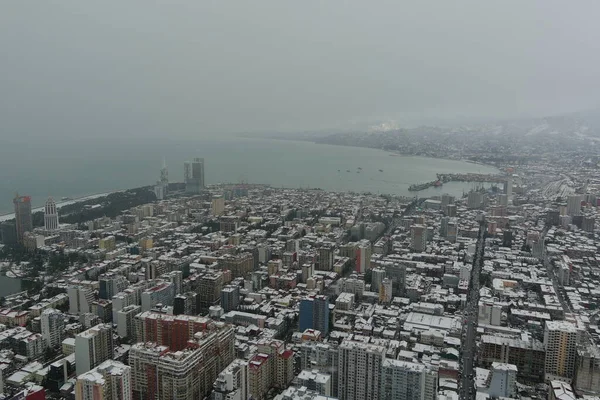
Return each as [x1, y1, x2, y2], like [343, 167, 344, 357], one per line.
[409, 173, 508, 192]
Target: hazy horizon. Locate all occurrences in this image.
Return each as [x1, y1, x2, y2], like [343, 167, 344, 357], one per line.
[2, 1, 600, 139]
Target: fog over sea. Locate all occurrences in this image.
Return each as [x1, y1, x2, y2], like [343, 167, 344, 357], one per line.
[0, 136, 498, 215]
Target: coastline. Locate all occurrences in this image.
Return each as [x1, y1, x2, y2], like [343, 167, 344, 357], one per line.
[0, 190, 120, 222]
[385, 149, 500, 172]
[249, 135, 501, 175]
[0, 138, 500, 220]
[247, 135, 500, 171]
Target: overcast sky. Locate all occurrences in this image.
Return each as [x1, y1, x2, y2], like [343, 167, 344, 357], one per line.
[1, 1, 600, 138]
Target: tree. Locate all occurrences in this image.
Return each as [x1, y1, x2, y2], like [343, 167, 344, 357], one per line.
[364, 268, 373, 284]
[26, 280, 43, 297]
[56, 301, 69, 313]
[78, 253, 89, 264]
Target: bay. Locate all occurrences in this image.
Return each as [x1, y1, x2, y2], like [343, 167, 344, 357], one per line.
[0, 136, 498, 214]
[0, 276, 24, 298]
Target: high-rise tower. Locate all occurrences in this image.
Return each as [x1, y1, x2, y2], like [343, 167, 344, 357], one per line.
[154, 158, 169, 200]
[75, 324, 114, 375]
[185, 157, 205, 194]
[410, 224, 427, 252]
[41, 308, 65, 348]
[338, 340, 386, 400]
[567, 194, 582, 217]
[184, 161, 191, 182]
[544, 320, 580, 382]
[75, 360, 132, 400]
[44, 197, 59, 231]
[380, 359, 438, 400]
[299, 295, 330, 335]
[13, 194, 33, 243]
[160, 157, 168, 185]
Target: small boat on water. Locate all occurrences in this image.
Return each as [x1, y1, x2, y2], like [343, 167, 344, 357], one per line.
[378, 169, 383, 172]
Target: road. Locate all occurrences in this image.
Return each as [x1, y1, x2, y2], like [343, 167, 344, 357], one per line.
[540, 226, 572, 314]
[459, 218, 486, 400]
[383, 197, 421, 236]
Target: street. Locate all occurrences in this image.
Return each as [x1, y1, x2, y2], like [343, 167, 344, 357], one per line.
[459, 218, 486, 400]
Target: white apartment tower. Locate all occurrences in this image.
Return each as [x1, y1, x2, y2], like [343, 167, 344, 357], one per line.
[212, 359, 249, 400]
[68, 285, 95, 315]
[504, 178, 513, 204]
[140, 281, 175, 311]
[41, 308, 65, 348]
[380, 359, 438, 400]
[116, 305, 141, 339]
[544, 321, 580, 383]
[356, 240, 372, 273]
[75, 360, 132, 400]
[44, 197, 59, 231]
[488, 362, 517, 398]
[338, 340, 386, 400]
[567, 195, 582, 217]
[75, 324, 114, 376]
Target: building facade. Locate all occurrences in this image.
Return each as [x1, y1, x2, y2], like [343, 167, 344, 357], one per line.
[185, 157, 205, 194]
[141, 281, 175, 312]
[75, 360, 132, 400]
[480, 334, 545, 382]
[338, 340, 386, 400]
[410, 224, 427, 252]
[211, 359, 249, 400]
[380, 359, 438, 400]
[544, 321, 580, 383]
[44, 197, 59, 231]
[75, 324, 114, 376]
[248, 340, 293, 400]
[41, 308, 65, 349]
[13, 194, 33, 243]
[129, 323, 234, 400]
[116, 305, 141, 339]
[487, 362, 517, 398]
[575, 343, 600, 395]
[134, 311, 212, 351]
[299, 296, 330, 336]
[221, 285, 240, 313]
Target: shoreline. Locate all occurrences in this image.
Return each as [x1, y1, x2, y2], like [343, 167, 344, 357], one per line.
[0, 190, 121, 222]
[385, 149, 500, 172]
[0, 139, 499, 220]
[248, 135, 502, 178]
[246, 135, 501, 173]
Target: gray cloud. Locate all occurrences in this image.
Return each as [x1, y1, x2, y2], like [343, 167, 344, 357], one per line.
[1, 0, 600, 138]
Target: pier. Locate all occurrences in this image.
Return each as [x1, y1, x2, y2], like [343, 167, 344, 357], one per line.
[408, 173, 507, 192]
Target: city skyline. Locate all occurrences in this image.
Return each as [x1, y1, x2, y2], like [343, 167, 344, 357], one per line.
[1, 1, 600, 399]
